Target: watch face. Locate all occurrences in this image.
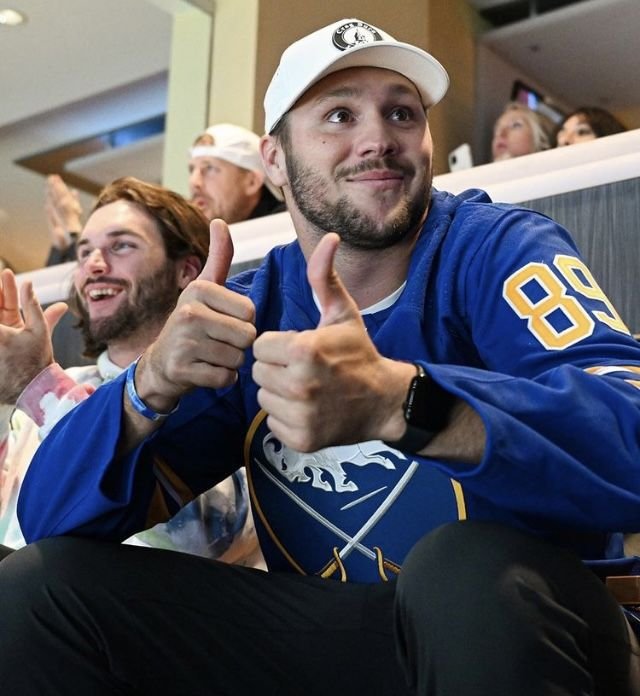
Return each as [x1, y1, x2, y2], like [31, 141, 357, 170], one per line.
[405, 373, 430, 426]
[405, 370, 453, 432]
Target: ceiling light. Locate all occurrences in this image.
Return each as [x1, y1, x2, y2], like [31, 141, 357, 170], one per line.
[0, 9, 26, 26]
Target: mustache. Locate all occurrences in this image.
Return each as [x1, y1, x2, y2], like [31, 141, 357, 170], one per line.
[335, 157, 415, 180]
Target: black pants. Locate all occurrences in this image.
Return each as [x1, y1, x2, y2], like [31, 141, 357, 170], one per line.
[0, 521, 637, 695]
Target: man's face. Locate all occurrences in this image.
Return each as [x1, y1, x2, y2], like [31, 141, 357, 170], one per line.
[188, 156, 258, 224]
[73, 200, 180, 346]
[277, 66, 432, 250]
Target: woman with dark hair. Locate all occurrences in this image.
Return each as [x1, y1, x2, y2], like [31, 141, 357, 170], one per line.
[555, 106, 627, 146]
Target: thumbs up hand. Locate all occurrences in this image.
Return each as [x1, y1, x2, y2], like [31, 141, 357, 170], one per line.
[196, 217, 235, 285]
[307, 233, 363, 329]
[135, 219, 257, 411]
[253, 233, 412, 452]
[0, 269, 68, 404]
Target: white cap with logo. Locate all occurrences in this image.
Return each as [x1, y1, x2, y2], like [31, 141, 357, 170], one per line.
[264, 18, 450, 134]
[189, 123, 283, 201]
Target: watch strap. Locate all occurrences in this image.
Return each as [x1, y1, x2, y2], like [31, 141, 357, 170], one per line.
[386, 422, 438, 453]
[384, 363, 453, 454]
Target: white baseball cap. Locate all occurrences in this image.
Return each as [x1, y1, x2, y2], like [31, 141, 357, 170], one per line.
[189, 123, 283, 201]
[264, 18, 449, 134]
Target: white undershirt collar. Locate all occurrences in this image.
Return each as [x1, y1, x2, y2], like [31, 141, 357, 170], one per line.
[97, 351, 126, 382]
[312, 281, 407, 316]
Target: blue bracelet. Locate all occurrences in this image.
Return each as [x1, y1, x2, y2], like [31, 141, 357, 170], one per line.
[125, 358, 178, 421]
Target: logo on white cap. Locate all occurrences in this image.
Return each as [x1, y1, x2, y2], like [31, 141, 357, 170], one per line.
[332, 21, 383, 51]
[263, 18, 450, 135]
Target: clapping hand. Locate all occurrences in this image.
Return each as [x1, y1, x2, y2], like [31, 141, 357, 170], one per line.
[0, 270, 68, 404]
[44, 175, 83, 251]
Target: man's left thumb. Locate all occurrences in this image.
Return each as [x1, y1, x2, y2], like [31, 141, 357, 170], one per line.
[307, 233, 360, 327]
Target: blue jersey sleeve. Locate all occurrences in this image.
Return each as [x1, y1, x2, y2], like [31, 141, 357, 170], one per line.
[18, 375, 246, 543]
[421, 203, 640, 535]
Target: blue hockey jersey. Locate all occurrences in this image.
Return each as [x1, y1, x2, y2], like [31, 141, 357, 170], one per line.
[19, 188, 640, 583]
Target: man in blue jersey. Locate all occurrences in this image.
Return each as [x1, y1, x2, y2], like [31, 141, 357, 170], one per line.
[1, 18, 639, 695]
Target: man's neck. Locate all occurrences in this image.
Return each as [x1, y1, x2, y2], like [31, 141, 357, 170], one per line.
[332, 241, 416, 308]
[293, 210, 424, 309]
[231, 190, 262, 224]
[104, 323, 162, 369]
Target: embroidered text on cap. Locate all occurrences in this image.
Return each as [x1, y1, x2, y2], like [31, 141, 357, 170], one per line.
[332, 21, 383, 51]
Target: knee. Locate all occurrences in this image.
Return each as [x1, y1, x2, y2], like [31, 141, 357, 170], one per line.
[0, 539, 78, 648]
[398, 521, 494, 593]
[1, 539, 54, 594]
[0, 537, 98, 606]
[396, 521, 549, 613]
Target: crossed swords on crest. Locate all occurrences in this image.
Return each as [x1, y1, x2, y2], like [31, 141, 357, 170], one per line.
[256, 457, 419, 575]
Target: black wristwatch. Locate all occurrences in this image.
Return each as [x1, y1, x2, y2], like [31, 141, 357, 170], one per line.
[384, 363, 454, 454]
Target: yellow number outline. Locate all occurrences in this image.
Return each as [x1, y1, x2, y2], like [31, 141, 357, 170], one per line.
[502, 255, 630, 350]
[554, 255, 629, 334]
[503, 261, 594, 350]
[503, 256, 630, 350]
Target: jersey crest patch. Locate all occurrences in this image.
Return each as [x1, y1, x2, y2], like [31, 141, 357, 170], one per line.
[247, 414, 465, 582]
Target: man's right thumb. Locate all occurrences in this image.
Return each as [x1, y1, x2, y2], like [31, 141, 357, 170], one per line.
[198, 219, 234, 284]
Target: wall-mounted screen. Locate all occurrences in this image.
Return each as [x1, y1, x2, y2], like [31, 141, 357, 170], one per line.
[511, 79, 566, 124]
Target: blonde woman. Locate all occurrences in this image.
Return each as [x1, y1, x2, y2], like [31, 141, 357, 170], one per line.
[492, 101, 554, 161]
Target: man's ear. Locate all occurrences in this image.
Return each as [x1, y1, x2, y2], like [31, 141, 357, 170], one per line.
[176, 255, 202, 289]
[260, 134, 287, 187]
[244, 169, 265, 197]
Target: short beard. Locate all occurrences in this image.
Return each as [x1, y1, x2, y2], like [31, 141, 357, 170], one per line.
[285, 151, 431, 250]
[75, 263, 180, 358]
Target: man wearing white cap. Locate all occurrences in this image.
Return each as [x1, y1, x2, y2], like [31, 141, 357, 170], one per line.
[3, 18, 640, 695]
[188, 123, 284, 224]
[44, 124, 284, 268]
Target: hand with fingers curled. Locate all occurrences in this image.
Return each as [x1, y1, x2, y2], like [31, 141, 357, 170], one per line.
[252, 233, 412, 453]
[133, 220, 257, 414]
[0, 269, 68, 404]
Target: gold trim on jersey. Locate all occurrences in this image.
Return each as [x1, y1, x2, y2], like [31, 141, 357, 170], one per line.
[245, 409, 308, 575]
[585, 365, 640, 376]
[584, 365, 640, 390]
[144, 483, 172, 528]
[145, 456, 195, 526]
[452, 479, 467, 519]
[318, 547, 402, 582]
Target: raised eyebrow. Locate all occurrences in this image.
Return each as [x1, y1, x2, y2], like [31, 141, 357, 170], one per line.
[314, 86, 360, 104]
[387, 83, 423, 100]
[76, 229, 144, 248]
[314, 82, 421, 105]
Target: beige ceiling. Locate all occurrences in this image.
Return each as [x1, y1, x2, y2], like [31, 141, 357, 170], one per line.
[480, 0, 640, 111]
[0, 0, 174, 271]
[1, 0, 639, 272]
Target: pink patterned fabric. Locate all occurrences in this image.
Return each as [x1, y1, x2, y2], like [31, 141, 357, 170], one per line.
[16, 363, 93, 429]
